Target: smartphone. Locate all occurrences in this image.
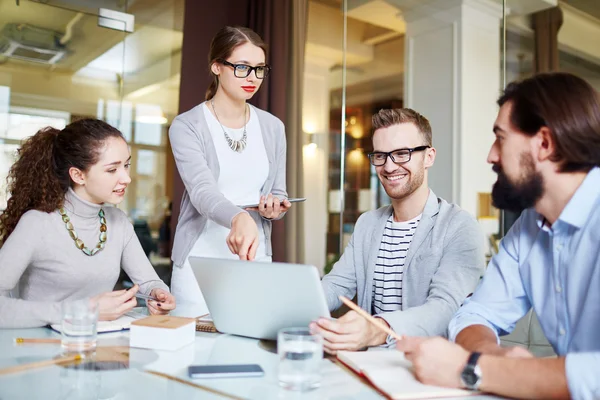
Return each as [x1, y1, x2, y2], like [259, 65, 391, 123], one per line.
[188, 364, 264, 379]
[238, 197, 306, 209]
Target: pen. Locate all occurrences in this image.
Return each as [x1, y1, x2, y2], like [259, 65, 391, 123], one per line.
[135, 292, 159, 302]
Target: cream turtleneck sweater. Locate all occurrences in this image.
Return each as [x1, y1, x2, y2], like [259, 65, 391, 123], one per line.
[0, 188, 169, 328]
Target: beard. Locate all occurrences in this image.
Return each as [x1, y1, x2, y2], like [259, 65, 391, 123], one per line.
[491, 153, 544, 212]
[380, 167, 424, 201]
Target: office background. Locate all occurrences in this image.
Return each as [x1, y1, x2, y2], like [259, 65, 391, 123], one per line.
[0, 0, 599, 275]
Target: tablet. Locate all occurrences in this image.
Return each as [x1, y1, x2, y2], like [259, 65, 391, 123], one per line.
[237, 197, 306, 209]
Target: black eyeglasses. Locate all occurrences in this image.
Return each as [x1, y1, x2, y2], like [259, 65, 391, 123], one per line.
[367, 145, 430, 166]
[219, 59, 271, 79]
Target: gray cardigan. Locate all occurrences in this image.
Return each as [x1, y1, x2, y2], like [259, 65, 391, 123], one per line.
[169, 102, 287, 267]
[322, 190, 485, 339]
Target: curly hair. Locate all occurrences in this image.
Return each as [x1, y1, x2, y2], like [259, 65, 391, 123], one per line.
[0, 119, 124, 243]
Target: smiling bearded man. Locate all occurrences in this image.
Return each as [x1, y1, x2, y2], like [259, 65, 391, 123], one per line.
[315, 108, 485, 354]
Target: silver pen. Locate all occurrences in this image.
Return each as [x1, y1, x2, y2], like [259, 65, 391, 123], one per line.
[135, 292, 159, 302]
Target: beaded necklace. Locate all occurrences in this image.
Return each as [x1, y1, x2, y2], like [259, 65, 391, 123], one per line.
[59, 207, 107, 256]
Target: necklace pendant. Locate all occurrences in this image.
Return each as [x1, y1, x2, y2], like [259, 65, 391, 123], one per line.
[211, 99, 249, 154]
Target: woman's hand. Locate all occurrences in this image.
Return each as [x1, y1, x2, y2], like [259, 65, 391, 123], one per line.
[246, 194, 292, 220]
[147, 288, 176, 315]
[227, 212, 259, 260]
[92, 285, 138, 321]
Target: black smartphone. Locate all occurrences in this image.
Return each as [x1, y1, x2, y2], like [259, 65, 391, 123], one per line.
[188, 364, 264, 379]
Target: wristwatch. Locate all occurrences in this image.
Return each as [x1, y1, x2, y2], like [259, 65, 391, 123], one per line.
[460, 352, 482, 390]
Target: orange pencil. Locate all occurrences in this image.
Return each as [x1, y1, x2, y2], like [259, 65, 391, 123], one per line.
[14, 338, 61, 345]
[339, 295, 403, 342]
[0, 354, 82, 376]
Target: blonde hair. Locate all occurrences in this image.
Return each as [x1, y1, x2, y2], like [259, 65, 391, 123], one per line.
[372, 108, 432, 146]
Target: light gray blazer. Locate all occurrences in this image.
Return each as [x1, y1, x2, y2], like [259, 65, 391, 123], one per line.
[322, 190, 485, 338]
[169, 102, 287, 267]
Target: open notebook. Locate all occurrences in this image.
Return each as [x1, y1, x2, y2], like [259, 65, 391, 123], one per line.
[196, 314, 218, 333]
[50, 309, 148, 334]
[337, 350, 476, 399]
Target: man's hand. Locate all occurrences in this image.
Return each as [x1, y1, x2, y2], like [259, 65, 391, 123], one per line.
[396, 336, 469, 388]
[309, 311, 389, 354]
[498, 345, 534, 358]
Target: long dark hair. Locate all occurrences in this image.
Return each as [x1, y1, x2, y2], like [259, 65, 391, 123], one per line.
[498, 72, 600, 172]
[0, 118, 124, 242]
[205, 26, 267, 101]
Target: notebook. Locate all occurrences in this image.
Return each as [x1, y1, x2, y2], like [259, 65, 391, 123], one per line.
[337, 350, 476, 399]
[196, 314, 219, 333]
[50, 310, 147, 334]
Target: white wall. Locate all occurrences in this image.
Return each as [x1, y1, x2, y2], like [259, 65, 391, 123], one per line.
[458, 3, 501, 215]
[302, 60, 332, 273]
[403, 0, 502, 217]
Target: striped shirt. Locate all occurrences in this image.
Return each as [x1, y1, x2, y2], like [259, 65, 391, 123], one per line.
[372, 214, 421, 314]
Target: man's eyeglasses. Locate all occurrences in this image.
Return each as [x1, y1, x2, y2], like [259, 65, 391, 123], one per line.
[367, 145, 430, 166]
[219, 59, 271, 79]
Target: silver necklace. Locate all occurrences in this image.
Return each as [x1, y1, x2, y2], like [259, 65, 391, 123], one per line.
[210, 99, 248, 153]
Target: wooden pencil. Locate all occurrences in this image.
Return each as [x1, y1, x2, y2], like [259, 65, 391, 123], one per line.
[338, 295, 404, 342]
[0, 354, 82, 376]
[14, 338, 61, 345]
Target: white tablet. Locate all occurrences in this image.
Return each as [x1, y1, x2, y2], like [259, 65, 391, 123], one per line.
[237, 197, 306, 209]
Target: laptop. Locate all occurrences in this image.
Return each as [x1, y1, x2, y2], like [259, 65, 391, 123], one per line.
[188, 257, 331, 340]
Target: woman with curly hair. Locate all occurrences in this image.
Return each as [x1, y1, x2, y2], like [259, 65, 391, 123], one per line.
[0, 119, 175, 328]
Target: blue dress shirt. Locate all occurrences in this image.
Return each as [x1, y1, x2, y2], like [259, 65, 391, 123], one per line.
[449, 167, 600, 400]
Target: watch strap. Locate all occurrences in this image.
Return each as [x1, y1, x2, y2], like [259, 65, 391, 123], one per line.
[466, 352, 481, 368]
[461, 352, 482, 390]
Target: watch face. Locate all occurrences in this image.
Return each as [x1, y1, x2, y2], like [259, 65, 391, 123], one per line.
[461, 369, 479, 387]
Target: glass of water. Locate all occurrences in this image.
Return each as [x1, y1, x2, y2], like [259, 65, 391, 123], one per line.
[61, 299, 99, 353]
[278, 327, 323, 391]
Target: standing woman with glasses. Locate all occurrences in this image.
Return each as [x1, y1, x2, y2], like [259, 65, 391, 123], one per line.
[169, 26, 292, 306]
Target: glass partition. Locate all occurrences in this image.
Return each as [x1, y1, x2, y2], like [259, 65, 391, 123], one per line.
[303, 0, 510, 271]
[0, 0, 184, 267]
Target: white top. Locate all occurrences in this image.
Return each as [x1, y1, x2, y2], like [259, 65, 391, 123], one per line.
[371, 214, 421, 314]
[189, 103, 270, 261]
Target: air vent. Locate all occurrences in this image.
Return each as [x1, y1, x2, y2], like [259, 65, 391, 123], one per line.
[0, 23, 67, 64]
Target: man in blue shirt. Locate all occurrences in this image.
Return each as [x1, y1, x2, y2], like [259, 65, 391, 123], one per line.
[396, 72, 600, 399]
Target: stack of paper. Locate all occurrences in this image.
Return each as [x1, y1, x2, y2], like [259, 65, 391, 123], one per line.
[337, 350, 475, 399]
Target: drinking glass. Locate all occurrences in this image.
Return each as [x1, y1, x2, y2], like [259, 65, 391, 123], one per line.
[61, 299, 99, 353]
[278, 327, 323, 391]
